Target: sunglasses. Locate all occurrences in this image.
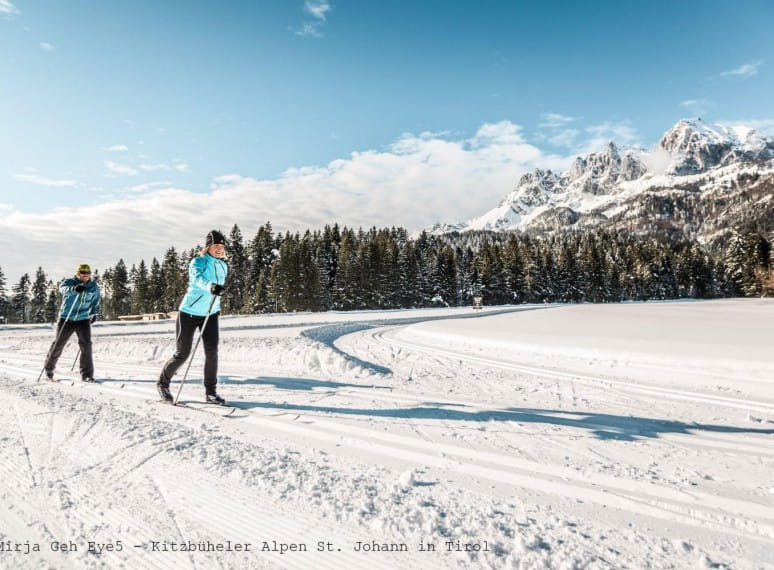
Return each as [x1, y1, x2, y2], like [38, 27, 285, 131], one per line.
[79, 271, 92, 275]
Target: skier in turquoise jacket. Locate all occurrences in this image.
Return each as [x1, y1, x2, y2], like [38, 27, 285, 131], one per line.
[43, 263, 101, 382]
[158, 230, 228, 405]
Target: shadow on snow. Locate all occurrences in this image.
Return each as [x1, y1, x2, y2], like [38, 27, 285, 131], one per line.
[230, 395, 774, 441]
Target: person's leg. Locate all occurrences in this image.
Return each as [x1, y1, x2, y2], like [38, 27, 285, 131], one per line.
[160, 312, 200, 384]
[201, 313, 220, 395]
[43, 320, 76, 376]
[75, 320, 94, 380]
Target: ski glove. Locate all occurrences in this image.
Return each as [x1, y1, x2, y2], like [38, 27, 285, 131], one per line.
[210, 283, 225, 296]
[89, 315, 97, 324]
[74, 283, 86, 293]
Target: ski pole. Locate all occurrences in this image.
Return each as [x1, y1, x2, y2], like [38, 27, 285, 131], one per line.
[173, 295, 218, 405]
[70, 349, 80, 371]
[37, 291, 79, 382]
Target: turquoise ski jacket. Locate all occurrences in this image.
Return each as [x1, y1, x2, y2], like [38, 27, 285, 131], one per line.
[59, 278, 101, 321]
[179, 254, 228, 316]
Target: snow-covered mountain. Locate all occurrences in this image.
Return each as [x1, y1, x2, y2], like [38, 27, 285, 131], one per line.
[428, 118, 774, 242]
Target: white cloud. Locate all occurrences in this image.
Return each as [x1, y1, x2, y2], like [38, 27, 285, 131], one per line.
[305, 0, 330, 20]
[547, 129, 580, 148]
[139, 163, 171, 172]
[129, 181, 173, 194]
[0, 121, 573, 283]
[680, 98, 711, 117]
[720, 61, 763, 79]
[719, 118, 774, 138]
[296, 0, 331, 37]
[539, 113, 577, 129]
[137, 162, 190, 173]
[0, 0, 19, 15]
[105, 161, 139, 176]
[296, 22, 323, 37]
[105, 144, 128, 152]
[39, 42, 54, 52]
[14, 173, 77, 187]
[536, 113, 581, 148]
[576, 121, 642, 155]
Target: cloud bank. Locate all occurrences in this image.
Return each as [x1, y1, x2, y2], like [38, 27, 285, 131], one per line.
[1, 121, 571, 283]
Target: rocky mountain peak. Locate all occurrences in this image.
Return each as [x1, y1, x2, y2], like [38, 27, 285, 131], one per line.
[500, 169, 560, 208]
[566, 140, 646, 194]
[659, 118, 774, 174]
[424, 118, 774, 238]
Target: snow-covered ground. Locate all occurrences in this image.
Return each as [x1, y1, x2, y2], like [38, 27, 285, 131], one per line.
[0, 299, 772, 569]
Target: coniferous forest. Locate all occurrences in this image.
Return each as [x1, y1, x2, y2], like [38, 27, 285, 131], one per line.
[1, 221, 772, 324]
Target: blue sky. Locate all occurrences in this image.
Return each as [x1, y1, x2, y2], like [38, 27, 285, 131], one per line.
[1, 0, 773, 283]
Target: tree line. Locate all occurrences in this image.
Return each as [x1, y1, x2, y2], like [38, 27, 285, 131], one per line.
[1, 222, 772, 324]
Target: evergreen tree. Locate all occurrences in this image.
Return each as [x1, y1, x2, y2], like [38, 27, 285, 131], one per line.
[44, 282, 61, 323]
[224, 224, 247, 314]
[503, 235, 526, 303]
[333, 228, 359, 310]
[161, 247, 186, 312]
[434, 244, 458, 306]
[130, 260, 150, 314]
[148, 258, 164, 313]
[398, 240, 422, 307]
[319, 224, 340, 309]
[269, 232, 301, 312]
[477, 242, 509, 305]
[0, 266, 9, 323]
[9, 273, 31, 323]
[107, 260, 131, 318]
[244, 222, 275, 313]
[30, 267, 49, 323]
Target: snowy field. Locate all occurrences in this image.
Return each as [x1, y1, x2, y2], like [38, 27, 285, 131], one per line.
[0, 299, 773, 569]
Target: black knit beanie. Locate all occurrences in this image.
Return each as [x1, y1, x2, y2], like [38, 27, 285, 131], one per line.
[205, 230, 225, 247]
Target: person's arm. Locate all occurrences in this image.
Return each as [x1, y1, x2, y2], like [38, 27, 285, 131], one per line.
[91, 287, 102, 321]
[59, 278, 74, 296]
[190, 257, 214, 292]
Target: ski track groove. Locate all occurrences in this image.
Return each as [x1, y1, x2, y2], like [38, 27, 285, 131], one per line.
[11, 401, 41, 489]
[2, 359, 772, 545]
[150, 476, 201, 570]
[1, 365, 428, 569]
[1, 392, 170, 569]
[158, 466, 409, 570]
[371, 327, 774, 416]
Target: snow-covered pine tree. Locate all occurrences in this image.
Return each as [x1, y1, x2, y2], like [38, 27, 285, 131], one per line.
[161, 248, 185, 313]
[9, 273, 30, 323]
[44, 281, 60, 323]
[107, 260, 131, 319]
[30, 267, 48, 323]
[244, 222, 275, 313]
[130, 260, 149, 315]
[224, 224, 247, 314]
[0, 266, 7, 323]
[148, 258, 164, 313]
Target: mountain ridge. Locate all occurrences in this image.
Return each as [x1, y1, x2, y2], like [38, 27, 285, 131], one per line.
[426, 118, 774, 244]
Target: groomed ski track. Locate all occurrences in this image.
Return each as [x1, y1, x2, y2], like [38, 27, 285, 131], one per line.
[0, 301, 772, 569]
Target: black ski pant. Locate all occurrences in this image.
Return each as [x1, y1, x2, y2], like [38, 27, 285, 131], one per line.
[44, 319, 94, 380]
[160, 311, 220, 394]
